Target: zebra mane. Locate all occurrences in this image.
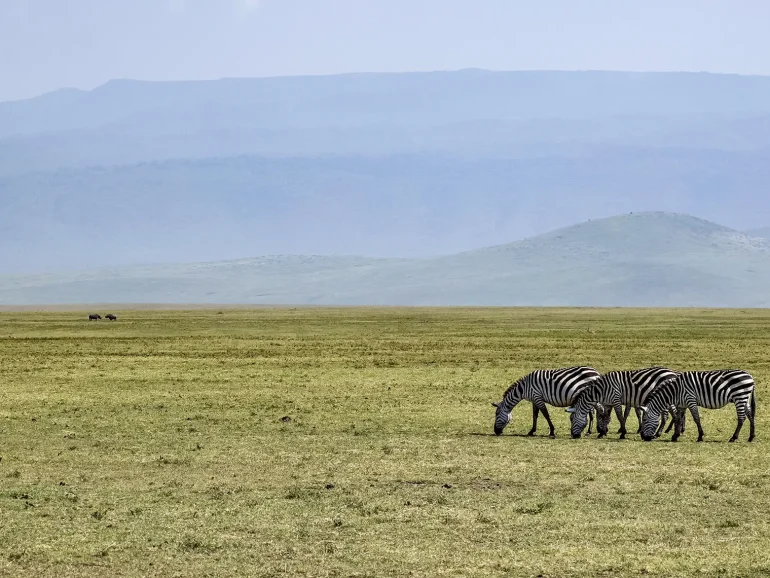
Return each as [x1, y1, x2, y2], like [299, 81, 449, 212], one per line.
[641, 376, 677, 411]
[501, 375, 527, 401]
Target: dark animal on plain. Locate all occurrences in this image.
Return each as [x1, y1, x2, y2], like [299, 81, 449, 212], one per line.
[105, 314, 117, 321]
[88, 314, 102, 321]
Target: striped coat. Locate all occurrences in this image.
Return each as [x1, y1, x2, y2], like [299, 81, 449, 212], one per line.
[640, 369, 756, 442]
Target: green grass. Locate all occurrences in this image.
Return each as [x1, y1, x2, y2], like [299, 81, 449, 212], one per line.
[1, 307, 769, 577]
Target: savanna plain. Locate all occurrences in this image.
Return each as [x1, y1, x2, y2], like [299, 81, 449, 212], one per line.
[1, 307, 769, 578]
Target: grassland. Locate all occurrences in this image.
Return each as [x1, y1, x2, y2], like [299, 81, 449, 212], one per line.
[1, 307, 769, 577]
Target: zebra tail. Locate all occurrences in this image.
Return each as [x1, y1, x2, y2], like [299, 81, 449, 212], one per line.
[751, 390, 756, 417]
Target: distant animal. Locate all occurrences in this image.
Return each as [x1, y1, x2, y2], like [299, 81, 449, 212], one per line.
[492, 366, 601, 437]
[88, 314, 102, 321]
[566, 366, 681, 439]
[640, 369, 756, 442]
[105, 314, 117, 321]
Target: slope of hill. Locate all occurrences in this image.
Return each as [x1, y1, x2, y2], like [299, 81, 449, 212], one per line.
[745, 227, 770, 240]
[2, 213, 768, 307]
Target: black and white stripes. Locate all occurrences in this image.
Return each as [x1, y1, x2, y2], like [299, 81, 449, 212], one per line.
[493, 366, 758, 442]
[492, 366, 601, 437]
[639, 370, 756, 442]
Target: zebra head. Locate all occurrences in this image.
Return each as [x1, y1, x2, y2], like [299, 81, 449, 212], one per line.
[567, 401, 605, 438]
[638, 404, 660, 441]
[491, 402, 511, 435]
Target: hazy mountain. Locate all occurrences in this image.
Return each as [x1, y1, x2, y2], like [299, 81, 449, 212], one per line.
[2, 70, 770, 276]
[2, 213, 768, 307]
[2, 151, 770, 274]
[3, 114, 770, 177]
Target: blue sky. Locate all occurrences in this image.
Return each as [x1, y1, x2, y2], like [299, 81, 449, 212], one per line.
[1, 0, 769, 102]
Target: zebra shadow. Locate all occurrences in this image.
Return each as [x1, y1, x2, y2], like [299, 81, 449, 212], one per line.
[464, 432, 566, 439]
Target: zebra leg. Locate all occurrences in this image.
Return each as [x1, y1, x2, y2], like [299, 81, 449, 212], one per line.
[587, 408, 594, 435]
[670, 411, 683, 442]
[666, 407, 686, 434]
[527, 405, 540, 436]
[614, 404, 627, 439]
[748, 392, 756, 443]
[655, 411, 668, 438]
[729, 400, 748, 443]
[688, 405, 705, 442]
[538, 405, 557, 438]
[620, 405, 631, 434]
[664, 408, 677, 433]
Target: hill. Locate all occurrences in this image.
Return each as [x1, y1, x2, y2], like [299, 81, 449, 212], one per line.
[2, 212, 768, 307]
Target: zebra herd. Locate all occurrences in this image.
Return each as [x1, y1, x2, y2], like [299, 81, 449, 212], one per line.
[491, 365, 757, 442]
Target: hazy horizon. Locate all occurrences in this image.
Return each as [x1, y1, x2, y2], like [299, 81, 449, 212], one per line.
[2, 0, 770, 102]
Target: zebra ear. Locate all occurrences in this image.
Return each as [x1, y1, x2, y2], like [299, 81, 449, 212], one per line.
[564, 406, 576, 413]
[491, 402, 499, 408]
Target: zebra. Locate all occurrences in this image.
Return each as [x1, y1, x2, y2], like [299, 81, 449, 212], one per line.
[565, 366, 681, 439]
[594, 402, 686, 439]
[639, 369, 756, 443]
[492, 366, 601, 437]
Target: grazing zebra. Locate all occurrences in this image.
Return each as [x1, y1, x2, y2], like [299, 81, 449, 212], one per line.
[565, 366, 680, 439]
[492, 366, 601, 437]
[639, 369, 756, 442]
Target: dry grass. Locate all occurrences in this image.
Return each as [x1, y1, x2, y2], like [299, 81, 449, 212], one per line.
[1, 307, 769, 577]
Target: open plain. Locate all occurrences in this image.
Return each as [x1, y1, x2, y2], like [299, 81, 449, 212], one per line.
[1, 307, 769, 577]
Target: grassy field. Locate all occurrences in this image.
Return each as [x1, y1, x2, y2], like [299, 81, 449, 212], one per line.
[1, 307, 769, 577]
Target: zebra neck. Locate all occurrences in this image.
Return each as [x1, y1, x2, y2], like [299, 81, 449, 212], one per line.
[648, 394, 672, 413]
[578, 395, 597, 412]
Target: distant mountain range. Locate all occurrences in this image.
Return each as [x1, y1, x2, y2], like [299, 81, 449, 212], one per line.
[5, 70, 770, 139]
[2, 69, 770, 276]
[3, 70, 770, 179]
[2, 212, 768, 307]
